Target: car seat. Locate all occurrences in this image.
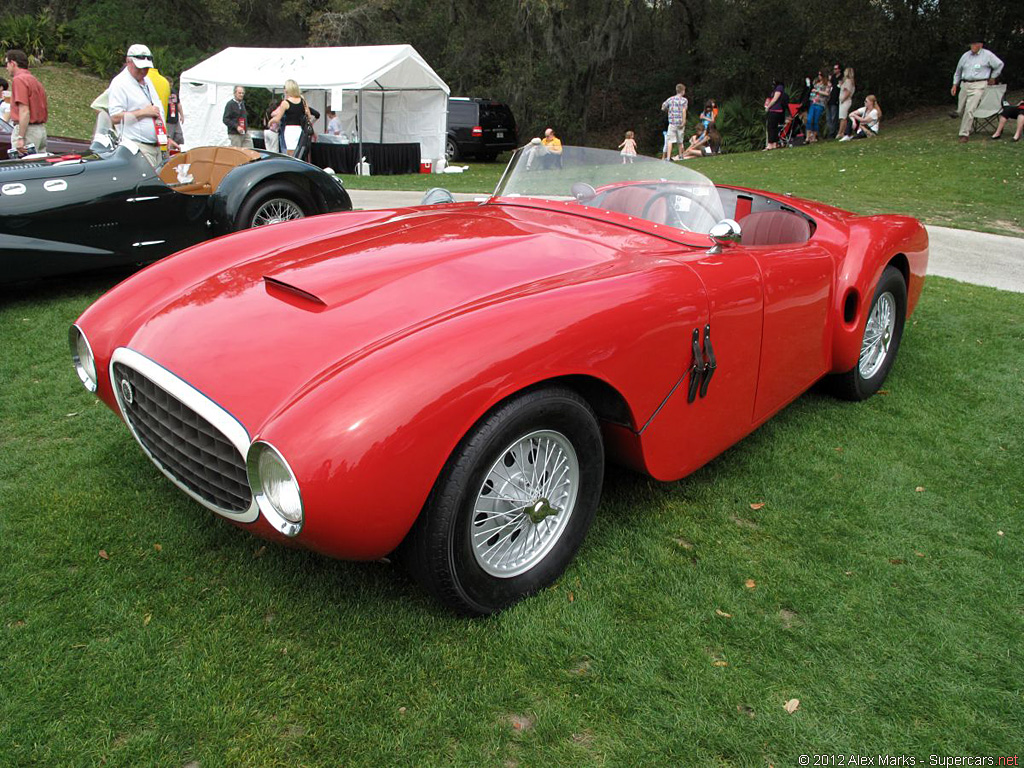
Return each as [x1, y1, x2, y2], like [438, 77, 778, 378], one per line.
[739, 210, 812, 246]
[159, 147, 261, 195]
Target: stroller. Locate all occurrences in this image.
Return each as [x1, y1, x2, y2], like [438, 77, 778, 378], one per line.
[778, 103, 806, 147]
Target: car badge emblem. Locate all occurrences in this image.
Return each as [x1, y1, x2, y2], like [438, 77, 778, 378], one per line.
[120, 379, 134, 405]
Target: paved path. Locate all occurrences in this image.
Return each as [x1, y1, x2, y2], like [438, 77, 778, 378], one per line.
[347, 190, 1024, 294]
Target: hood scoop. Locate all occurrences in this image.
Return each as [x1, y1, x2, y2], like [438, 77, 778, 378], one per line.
[263, 276, 327, 312]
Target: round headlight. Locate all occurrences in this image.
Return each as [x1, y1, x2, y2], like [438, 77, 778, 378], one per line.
[69, 325, 98, 392]
[247, 441, 304, 535]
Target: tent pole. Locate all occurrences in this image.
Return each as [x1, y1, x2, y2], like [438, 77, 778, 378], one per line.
[358, 89, 364, 174]
[379, 91, 385, 144]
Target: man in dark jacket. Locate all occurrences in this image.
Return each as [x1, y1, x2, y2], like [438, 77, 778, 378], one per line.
[223, 86, 252, 148]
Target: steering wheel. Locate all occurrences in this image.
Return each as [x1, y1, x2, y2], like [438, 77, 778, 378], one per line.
[571, 182, 597, 203]
[640, 187, 721, 231]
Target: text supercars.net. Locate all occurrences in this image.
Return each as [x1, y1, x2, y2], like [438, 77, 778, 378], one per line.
[798, 756, 1019, 766]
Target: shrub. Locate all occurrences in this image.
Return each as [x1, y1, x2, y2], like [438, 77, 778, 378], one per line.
[76, 39, 124, 79]
[0, 13, 46, 64]
[714, 97, 766, 153]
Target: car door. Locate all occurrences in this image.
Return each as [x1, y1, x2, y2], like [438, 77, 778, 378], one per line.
[447, 100, 478, 156]
[745, 241, 834, 422]
[636, 236, 832, 481]
[638, 248, 765, 481]
[119, 173, 211, 259]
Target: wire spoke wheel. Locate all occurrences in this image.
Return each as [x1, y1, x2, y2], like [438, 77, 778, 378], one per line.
[470, 430, 579, 578]
[251, 197, 304, 227]
[403, 386, 602, 615]
[859, 290, 896, 379]
[828, 266, 907, 401]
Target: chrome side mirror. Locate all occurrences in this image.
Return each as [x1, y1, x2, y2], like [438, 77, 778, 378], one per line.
[707, 219, 742, 254]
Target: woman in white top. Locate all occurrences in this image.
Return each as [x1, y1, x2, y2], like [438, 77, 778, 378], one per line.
[837, 67, 856, 139]
[840, 95, 881, 141]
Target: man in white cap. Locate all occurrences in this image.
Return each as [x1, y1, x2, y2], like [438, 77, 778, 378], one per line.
[107, 43, 178, 166]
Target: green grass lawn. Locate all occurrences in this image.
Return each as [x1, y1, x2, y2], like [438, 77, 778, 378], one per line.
[1, 270, 1021, 764]
[30, 64, 108, 141]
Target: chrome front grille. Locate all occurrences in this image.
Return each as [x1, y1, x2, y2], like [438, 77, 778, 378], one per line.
[112, 359, 253, 515]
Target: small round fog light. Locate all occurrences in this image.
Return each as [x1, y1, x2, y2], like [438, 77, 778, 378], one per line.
[247, 441, 304, 535]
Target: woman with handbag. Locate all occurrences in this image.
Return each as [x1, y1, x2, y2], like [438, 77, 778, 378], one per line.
[270, 79, 316, 157]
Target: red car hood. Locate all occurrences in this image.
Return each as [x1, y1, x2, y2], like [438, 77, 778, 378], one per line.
[125, 205, 667, 431]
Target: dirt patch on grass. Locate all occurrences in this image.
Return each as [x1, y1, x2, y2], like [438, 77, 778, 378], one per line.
[779, 609, 802, 629]
[991, 219, 1024, 236]
[507, 713, 534, 732]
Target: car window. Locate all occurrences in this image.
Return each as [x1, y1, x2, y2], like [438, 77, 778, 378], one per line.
[448, 101, 477, 125]
[480, 105, 515, 129]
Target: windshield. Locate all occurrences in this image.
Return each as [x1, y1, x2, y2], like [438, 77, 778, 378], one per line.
[91, 110, 118, 155]
[493, 144, 725, 235]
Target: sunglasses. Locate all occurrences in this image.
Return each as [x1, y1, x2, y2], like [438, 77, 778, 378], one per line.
[133, 54, 153, 61]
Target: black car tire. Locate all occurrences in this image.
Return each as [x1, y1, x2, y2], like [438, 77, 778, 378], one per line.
[445, 137, 460, 163]
[829, 265, 907, 401]
[235, 182, 312, 231]
[403, 387, 604, 616]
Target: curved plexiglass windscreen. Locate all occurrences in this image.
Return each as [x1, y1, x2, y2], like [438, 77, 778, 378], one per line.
[493, 144, 725, 234]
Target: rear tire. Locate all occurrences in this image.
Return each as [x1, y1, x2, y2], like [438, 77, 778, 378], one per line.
[830, 265, 907, 400]
[403, 387, 604, 616]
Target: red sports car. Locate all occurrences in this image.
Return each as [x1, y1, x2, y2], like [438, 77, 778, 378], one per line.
[70, 146, 928, 615]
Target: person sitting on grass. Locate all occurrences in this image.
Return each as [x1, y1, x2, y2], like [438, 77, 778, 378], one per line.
[681, 122, 721, 158]
[839, 95, 881, 141]
[991, 98, 1023, 142]
[525, 127, 563, 170]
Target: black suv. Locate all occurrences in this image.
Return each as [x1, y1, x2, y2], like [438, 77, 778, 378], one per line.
[445, 98, 518, 162]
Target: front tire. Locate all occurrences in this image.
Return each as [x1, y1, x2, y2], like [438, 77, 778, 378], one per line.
[235, 182, 310, 231]
[403, 387, 604, 616]
[830, 265, 907, 400]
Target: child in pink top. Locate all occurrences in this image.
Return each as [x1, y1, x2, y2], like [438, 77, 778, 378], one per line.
[619, 130, 638, 163]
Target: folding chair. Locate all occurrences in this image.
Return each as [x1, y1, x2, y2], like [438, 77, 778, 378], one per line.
[972, 84, 1007, 135]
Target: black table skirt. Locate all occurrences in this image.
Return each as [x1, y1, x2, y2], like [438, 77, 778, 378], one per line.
[310, 142, 421, 175]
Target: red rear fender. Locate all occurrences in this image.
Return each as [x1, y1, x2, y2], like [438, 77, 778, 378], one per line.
[831, 216, 928, 373]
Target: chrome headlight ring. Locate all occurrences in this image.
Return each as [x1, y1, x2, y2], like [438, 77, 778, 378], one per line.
[246, 441, 304, 537]
[69, 324, 98, 392]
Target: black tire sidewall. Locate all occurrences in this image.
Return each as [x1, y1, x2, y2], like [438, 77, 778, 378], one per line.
[423, 388, 603, 615]
[235, 182, 310, 231]
[853, 266, 908, 398]
[445, 137, 459, 162]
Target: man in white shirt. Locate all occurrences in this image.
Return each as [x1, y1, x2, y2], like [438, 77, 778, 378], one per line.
[951, 37, 1004, 143]
[327, 110, 343, 136]
[107, 43, 178, 166]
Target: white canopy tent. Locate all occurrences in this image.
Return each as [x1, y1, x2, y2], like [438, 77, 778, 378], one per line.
[178, 45, 449, 162]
